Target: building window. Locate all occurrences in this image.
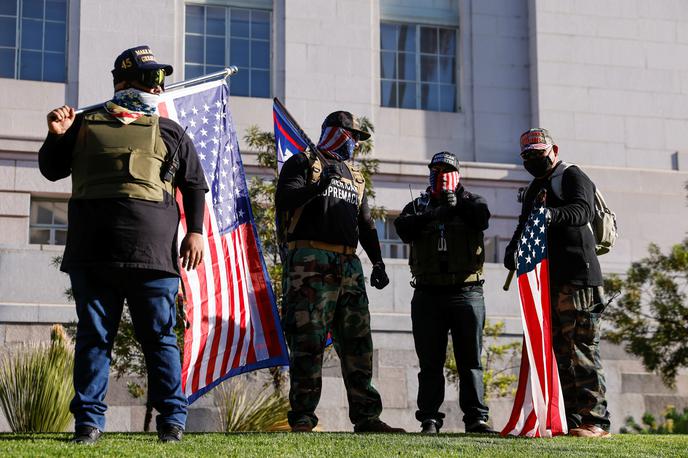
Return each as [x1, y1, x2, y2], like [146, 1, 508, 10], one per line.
[376, 216, 408, 260]
[0, 0, 68, 82]
[380, 22, 456, 112]
[30, 199, 67, 245]
[185, 4, 270, 98]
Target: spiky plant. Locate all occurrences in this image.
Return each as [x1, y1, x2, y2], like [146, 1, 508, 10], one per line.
[215, 374, 290, 432]
[0, 324, 74, 432]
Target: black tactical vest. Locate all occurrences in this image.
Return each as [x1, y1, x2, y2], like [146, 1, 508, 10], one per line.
[409, 210, 485, 286]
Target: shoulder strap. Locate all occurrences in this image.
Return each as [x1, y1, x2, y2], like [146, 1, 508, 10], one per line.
[550, 161, 574, 200]
[344, 161, 366, 206]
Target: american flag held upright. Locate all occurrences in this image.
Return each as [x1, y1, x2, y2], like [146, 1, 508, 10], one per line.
[158, 79, 289, 403]
[502, 196, 567, 437]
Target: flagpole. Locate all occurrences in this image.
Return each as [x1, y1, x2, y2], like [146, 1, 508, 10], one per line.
[74, 66, 239, 114]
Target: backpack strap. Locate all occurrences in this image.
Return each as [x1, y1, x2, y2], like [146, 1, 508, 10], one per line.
[549, 161, 574, 200]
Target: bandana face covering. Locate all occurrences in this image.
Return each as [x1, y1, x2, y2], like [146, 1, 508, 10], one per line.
[429, 170, 460, 198]
[106, 88, 160, 124]
[317, 127, 356, 160]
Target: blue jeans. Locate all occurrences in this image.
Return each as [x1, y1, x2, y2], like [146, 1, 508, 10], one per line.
[411, 285, 489, 428]
[69, 268, 187, 431]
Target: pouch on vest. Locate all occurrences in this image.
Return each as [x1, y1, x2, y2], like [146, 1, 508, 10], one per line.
[71, 110, 172, 201]
[409, 216, 485, 285]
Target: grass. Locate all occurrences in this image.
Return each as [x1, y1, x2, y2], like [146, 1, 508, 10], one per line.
[0, 432, 687, 457]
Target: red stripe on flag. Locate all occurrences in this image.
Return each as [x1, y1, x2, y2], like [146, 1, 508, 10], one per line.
[230, 230, 248, 370]
[218, 234, 236, 376]
[204, 209, 225, 387]
[158, 102, 169, 118]
[273, 110, 306, 151]
[518, 274, 547, 395]
[501, 340, 530, 436]
[190, 206, 213, 394]
[243, 224, 281, 358]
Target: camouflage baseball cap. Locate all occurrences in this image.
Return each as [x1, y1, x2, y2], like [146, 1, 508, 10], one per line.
[520, 128, 554, 153]
[322, 111, 370, 140]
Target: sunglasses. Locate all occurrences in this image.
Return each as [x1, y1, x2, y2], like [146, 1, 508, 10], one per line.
[520, 148, 549, 160]
[138, 68, 166, 89]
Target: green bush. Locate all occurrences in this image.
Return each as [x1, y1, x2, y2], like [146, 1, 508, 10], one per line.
[445, 320, 519, 400]
[215, 373, 290, 432]
[0, 325, 74, 432]
[621, 405, 688, 434]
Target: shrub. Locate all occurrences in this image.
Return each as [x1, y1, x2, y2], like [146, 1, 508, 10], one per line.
[445, 320, 520, 400]
[0, 325, 74, 432]
[621, 405, 688, 434]
[215, 372, 290, 432]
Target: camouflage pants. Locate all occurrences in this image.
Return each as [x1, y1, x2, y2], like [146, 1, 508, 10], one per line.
[551, 283, 610, 431]
[282, 247, 382, 428]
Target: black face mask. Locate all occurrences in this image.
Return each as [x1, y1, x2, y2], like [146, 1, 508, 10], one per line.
[524, 156, 553, 177]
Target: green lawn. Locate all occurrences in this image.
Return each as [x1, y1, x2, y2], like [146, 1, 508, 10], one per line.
[1, 432, 687, 457]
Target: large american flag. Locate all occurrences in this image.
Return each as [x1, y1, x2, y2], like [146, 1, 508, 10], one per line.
[502, 203, 567, 437]
[158, 79, 289, 403]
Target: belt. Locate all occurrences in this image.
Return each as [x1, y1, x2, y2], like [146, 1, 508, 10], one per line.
[287, 240, 357, 255]
[412, 272, 482, 288]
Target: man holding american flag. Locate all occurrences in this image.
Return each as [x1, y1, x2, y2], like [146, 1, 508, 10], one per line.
[39, 46, 206, 444]
[503, 128, 610, 438]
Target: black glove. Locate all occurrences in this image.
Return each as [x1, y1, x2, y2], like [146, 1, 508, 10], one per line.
[316, 163, 341, 190]
[441, 190, 457, 207]
[370, 261, 389, 289]
[503, 245, 517, 271]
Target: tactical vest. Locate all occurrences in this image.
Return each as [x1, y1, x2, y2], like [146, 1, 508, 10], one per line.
[277, 151, 366, 247]
[409, 207, 485, 286]
[71, 110, 173, 201]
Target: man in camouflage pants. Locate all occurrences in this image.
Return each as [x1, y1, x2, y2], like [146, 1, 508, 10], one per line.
[276, 111, 403, 433]
[504, 128, 610, 437]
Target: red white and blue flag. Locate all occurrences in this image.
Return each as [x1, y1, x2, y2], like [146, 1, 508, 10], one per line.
[273, 100, 309, 172]
[159, 79, 289, 403]
[502, 204, 567, 437]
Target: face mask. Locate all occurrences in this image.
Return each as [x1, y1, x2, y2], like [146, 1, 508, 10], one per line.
[429, 169, 460, 198]
[332, 137, 356, 161]
[111, 88, 160, 115]
[524, 156, 552, 177]
[317, 127, 356, 161]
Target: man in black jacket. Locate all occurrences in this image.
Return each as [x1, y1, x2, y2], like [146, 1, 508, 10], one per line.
[504, 128, 610, 438]
[395, 152, 495, 434]
[39, 46, 207, 444]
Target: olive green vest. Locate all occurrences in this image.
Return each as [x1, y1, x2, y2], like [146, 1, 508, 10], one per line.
[71, 110, 173, 201]
[409, 214, 485, 286]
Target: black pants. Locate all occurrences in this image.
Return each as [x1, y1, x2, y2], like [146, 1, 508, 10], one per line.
[411, 286, 489, 428]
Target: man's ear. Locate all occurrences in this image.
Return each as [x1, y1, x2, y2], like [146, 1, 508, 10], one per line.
[552, 144, 559, 157]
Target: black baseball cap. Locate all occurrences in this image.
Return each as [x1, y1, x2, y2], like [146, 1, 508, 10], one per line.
[322, 111, 370, 140]
[429, 151, 459, 172]
[112, 45, 173, 83]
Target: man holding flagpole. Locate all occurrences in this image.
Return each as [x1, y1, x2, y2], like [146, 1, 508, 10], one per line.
[39, 46, 207, 444]
[503, 128, 610, 438]
[275, 110, 404, 433]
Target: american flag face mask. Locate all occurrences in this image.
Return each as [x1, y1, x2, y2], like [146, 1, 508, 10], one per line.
[429, 170, 460, 198]
[317, 126, 356, 160]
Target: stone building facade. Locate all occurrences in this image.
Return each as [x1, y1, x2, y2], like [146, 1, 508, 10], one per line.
[1, 0, 687, 432]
